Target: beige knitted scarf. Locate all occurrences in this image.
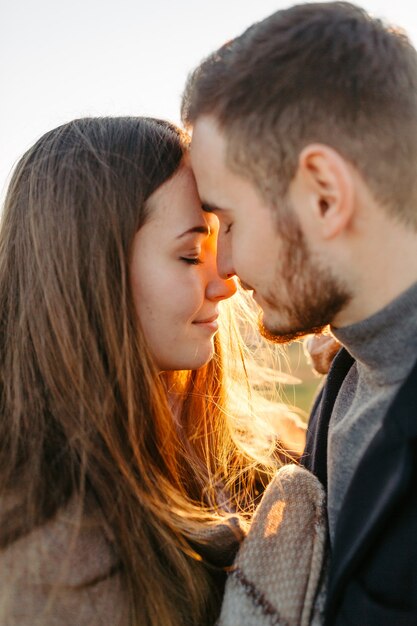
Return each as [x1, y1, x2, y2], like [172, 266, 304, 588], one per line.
[218, 465, 328, 626]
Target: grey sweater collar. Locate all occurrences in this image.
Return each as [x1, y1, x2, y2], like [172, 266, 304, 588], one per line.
[331, 281, 417, 385]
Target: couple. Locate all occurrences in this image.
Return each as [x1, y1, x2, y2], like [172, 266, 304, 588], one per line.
[1, 1, 417, 625]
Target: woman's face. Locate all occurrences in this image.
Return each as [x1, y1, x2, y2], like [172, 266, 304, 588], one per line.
[130, 165, 237, 371]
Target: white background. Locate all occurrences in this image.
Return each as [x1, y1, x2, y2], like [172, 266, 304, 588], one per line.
[1, 0, 416, 201]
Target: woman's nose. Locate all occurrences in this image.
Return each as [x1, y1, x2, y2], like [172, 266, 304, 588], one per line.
[206, 274, 237, 301]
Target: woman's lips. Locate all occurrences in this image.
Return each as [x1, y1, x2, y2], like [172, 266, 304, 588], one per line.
[192, 314, 219, 332]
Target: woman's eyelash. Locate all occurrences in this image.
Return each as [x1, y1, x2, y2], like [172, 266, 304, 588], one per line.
[225, 223, 232, 234]
[180, 257, 203, 265]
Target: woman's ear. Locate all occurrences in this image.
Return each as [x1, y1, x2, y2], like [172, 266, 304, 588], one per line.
[296, 144, 355, 239]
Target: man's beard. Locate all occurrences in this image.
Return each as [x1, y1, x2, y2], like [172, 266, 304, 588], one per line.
[258, 206, 351, 344]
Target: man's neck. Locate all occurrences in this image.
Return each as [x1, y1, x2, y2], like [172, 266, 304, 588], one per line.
[333, 216, 417, 328]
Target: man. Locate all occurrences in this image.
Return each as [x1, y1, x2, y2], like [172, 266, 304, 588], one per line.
[181, 2, 417, 624]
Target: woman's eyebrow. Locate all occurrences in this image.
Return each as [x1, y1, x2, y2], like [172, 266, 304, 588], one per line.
[176, 225, 210, 239]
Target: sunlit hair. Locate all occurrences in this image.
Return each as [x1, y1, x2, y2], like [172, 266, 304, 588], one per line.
[182, 1, 417, 228]
[0, 117, 292, 625]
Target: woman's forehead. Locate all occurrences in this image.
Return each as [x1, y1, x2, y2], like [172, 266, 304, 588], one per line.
[143, 165, 214, 240]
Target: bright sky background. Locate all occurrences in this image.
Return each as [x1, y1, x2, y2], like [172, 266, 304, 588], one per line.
[1, 0, 417, 201]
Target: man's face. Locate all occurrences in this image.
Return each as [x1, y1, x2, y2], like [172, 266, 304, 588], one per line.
[190, 116, 350, 342]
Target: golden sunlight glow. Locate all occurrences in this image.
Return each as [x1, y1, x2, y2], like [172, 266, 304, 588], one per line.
[264, 500, 286, 538]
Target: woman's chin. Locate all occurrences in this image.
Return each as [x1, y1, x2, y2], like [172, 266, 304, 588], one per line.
[186, 349, 214, 371]
[159, 343, 214, 372]
[180, 342, 215, 371]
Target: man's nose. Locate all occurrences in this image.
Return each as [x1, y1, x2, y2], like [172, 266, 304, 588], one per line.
[216, 236, 235, 281]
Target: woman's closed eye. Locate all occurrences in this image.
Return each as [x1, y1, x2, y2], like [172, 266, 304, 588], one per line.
[180, 256, 203, 265]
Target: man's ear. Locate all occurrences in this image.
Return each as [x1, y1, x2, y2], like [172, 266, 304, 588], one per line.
[296, 144, 355, 239]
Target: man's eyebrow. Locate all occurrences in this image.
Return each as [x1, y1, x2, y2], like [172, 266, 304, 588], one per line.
[201, 202, 222, 213]
[177, 225, 210, 239]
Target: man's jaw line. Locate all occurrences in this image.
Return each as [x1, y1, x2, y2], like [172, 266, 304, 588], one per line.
[259, 314, 329, 344]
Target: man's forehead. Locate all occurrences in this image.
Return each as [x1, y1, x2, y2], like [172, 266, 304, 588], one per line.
[190, 120, 227, 202]
[190, 116, 261, 213]
[191, 115, 227, 158]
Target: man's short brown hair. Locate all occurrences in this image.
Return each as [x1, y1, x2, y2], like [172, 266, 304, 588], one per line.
[182, 2, 417, 226]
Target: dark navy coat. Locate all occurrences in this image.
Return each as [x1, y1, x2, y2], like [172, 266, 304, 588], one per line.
[303, 348, 417, 625]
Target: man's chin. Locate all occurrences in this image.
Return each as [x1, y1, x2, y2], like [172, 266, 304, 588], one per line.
[258, 315, 327, 345]
[259, 321, 307, 344]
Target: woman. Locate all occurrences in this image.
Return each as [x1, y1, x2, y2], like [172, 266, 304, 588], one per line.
[0, 117, 304, 626]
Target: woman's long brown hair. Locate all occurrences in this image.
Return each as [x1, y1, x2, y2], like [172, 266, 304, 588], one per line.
[0, 117, 275, 625]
